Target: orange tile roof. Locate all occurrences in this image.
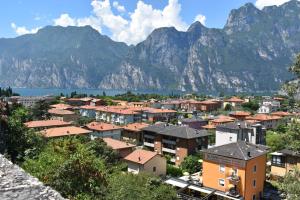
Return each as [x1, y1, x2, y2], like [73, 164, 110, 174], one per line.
[225, 97, 244, 103]
[123, 123, 150, 132]
[41, 126, 91, 138]
[124, 149, 158, 165]
[273, 97, 285, 101]
[271, 111, 291, 117]
[199, 99, 221, 105]
[50, 103, 73, 110]
[230, 111, 251, 116]
[246, 114, 282, 122]
[143, 108, 177, 114]
[80, 105, 98, 110]
[103, 138, 136, 150]
[25, 120, 71, 128]
[202, 124, 216, 129]
[86, 122, 122, 132]
[48, 108, 75, 115]
[211, 115, 235, 123]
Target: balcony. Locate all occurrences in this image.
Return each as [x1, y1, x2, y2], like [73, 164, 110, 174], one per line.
[144, 142, 154, 147]
[162, 139, 176, 145]
[226, 186, 241, 198]
[226, 174, 240, 184]
[162, 147, 176, 154]
[144, 134, 155, 139]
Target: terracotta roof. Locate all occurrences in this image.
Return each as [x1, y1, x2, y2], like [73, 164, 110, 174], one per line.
[271, 111, 291, 117]
[224, 97, 244, 103]
[79, 105, 98, 110]
[80, 97, 93, 102]
[273, 97, 285, 101]
[103, 138, 135, 150]
[41, 126, 91, 138]
[25, 120, 71, 128]
[199, 99, 221, 105]
[123, 123, 150, 132]
[246, 114, 282, 121]
[50, 104, 73, 110]
[211, 115, 235, 123]
[230, 111, 251, 116]
[124, 149, 158, 165]
[143, 108, 177, 114]
[202, 124, 216, 129]
[86, 122, 122, 132]
[48, 108, 75, 115]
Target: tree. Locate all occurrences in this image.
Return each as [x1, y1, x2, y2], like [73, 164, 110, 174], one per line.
[30, 100, 51, 120]
[242, 100, 259, 112]
[266, 131, 286, 152]
[106, 173, 177, 200]
[224, 104, 232, 111]
[180, 155, 202, 174]
[281, 167, 300, 200]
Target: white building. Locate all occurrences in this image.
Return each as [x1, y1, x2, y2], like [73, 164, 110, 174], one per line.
[258, 99, 280, 114]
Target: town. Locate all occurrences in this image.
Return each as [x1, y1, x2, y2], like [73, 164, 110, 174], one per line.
[1, 86, 299, 200]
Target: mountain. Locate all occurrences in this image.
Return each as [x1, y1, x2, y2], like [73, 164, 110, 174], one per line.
[1, 1, 300, 93]
[0, 26, 129, 88]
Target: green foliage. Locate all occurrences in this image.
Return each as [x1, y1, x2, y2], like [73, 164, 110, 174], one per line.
[0, 86, 19, 97]
[30, 100, 51, 120]
[266, 131, 286, 152]
[281, 167, 300, 199]
[75, 116, 94, 126]
[167, 164, 182, 177]
[242, 100, 259, 112]
[114, 91, 168, 102]
[224, 104, 232, 111]
[107, 173, 177, 200]
[180, 155, 202, 174]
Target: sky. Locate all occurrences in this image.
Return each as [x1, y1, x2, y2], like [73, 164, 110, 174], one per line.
[1, 0, 295, 44]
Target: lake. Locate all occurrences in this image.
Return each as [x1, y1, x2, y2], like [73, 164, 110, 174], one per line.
[12, 88, 183, 97]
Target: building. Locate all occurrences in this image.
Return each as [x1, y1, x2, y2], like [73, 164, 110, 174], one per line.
[50, 103, 73, 110]
[223, 97, 244, 108]
[246, 114, 282, 129]
[215, 121, 266, 146]
[229, 111, 251, 121]
[258, 99, 280, 114]
[202, 141, 269, 200]
[124, 149, 166, 176]
[122, 122, 150, 145]
[270, 149, 300, 179]
[103, 138, 136, 158]
[41, 126, 92, 138]
[180, 118, 208, 130]
[0, 154, 65, 200]
[86, 122, 123, 140]
[210, 115, 235, 127]
[182, 99, 222, 112]
[142, 123, 211, 165]
[141, 108, 177, 123]
[79, 105, 98, 118]
[24, 120, 71, 131]
[48, 108, 78, 122]
[270, 111, 291, 118]
[8, 95, 54, 107]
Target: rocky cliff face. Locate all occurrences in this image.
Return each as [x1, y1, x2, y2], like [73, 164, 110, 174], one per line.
[1, 1, 300, 93]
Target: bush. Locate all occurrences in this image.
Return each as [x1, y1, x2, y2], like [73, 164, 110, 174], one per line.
[167, 164, 182, 177]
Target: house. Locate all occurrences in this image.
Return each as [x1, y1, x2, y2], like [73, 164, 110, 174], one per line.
[140, 108, 177, 123]
[90, 99, 106, 106]
[7, 95, 55, 107]
[223, 97, 244, 108]
[270, 111, 291, 118]
[50, 103, 73, 110]
[183, 99, 222, 112]
[79, 105, 98, 118]
[161, 100, 182, 110]
[180, 118, 208, 130]
[215, 121, 266, 146]
[103, 138, 136, 158]
[124, 149, 166, 176]
[86, 122, 123, 140]
[48, 108, 78, 122]
[41, 126, 92, 138]
[229, 111, 251, 121]
[142, 123, 211, 165]
[202, 141, 269, 200]
[258, 99, 280, 114]
[24, 120, 71, 131]
[210, 115, 235, 126]
[270, 149, 300, 179]
[246, 114, 282, 129]
[122, 122, 150, 145]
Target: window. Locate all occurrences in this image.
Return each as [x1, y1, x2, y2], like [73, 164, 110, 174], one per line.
[253, 165, 257, 173]
[218, 179, 225, 187]
[252, 194, 256, 200]
[219, 164, 225, 173]
[153, 167, 156, 172]
[229, 136, 232, 141]
[272, 155, 285, 167]
[253, 179, 256, 187]
[176, 156, 180, 161]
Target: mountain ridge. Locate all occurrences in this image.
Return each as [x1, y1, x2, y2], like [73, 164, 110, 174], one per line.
[1, 1, 300, 93]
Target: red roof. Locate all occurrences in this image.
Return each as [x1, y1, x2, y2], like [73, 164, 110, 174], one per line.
[42, 126, 91, 137]
[86, 122, 122, 132]
[225, 97, 244, 103]
[124, 149, 158, 165]
[48, 108, 75, 115]
[103, 138, 135, 150]
[271, 111, 291, 117]
[50, 104, 73, 110]
[230, 111, 251, 116]
[123, 123, 150, 132]
[25, 120, 71, 128]
[202, 124, 216, 129]
[246, 114, 282, 121]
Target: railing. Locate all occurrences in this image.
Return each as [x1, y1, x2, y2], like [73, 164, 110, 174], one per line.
[162, 147, 176, 154]
[162, 139, 176, 145]
[226, 174, 240, 183]
[144, 142, 154, 147]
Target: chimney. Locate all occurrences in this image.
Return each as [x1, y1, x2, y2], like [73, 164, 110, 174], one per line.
[247, 151, 251, 157]
[138, 157, 141, 161]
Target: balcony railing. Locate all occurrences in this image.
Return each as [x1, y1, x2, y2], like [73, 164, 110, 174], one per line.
[226, 174, 240, 183]
[162, 147, 176, 154]
[144, 134, 155, 139]
[162, 139, 176, 145]
[144, 142, 154, 147]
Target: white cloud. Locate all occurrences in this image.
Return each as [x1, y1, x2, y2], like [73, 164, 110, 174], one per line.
[255, 0, 293, 9]
[11, 0, 206, 45]
[11, 23, 40, 35]
[194, 14, 206, 25]
[113, 1, 126, 12]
